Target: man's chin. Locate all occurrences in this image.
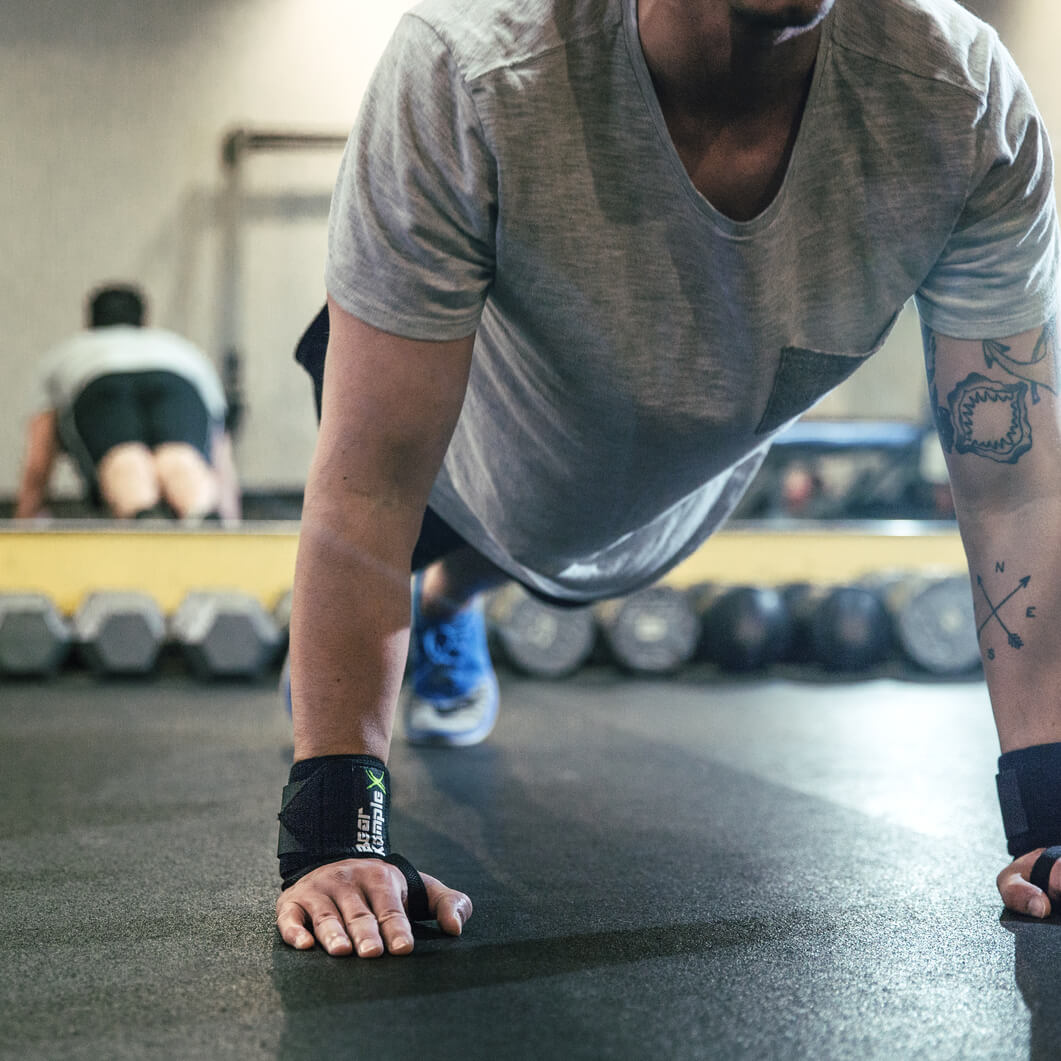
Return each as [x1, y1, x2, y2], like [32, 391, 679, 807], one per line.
[730, 0, 834, 33]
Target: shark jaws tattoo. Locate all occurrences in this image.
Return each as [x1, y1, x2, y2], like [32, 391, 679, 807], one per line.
[925, 318, 1056, 463]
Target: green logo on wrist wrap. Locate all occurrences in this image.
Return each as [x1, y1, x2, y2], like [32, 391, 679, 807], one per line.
[357, 765, 388, 856]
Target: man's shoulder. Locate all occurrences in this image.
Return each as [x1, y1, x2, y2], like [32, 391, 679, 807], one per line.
[406, 0, 620, 82]
[38, 331, 88, 381]
[831, 0, 1000, 101]
[139, 327, 213, 364]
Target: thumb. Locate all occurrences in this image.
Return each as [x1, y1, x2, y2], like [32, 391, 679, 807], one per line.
[421, 872, 474, 936]
[998, 851, 1052, 919]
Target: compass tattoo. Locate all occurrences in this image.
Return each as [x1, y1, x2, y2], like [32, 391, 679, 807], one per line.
[975, 561, 1037, 661]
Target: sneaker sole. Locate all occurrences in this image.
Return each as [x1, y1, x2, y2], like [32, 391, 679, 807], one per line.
[403, 676, 500, 748]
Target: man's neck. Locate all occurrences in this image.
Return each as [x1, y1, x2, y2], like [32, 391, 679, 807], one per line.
[637, 0, 829, 122]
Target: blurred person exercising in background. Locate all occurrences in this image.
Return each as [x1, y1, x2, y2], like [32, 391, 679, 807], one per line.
[15, 284, 240, 522]
[276, 0, 1061, 958]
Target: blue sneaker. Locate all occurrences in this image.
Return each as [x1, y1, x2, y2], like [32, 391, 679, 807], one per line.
[402, 574, 500, 747]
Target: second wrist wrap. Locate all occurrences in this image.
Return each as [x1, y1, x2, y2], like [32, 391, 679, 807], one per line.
[996, 742, 1061, 857]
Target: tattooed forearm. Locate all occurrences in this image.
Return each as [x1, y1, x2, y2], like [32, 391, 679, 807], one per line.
[975, 561, 1036, 661]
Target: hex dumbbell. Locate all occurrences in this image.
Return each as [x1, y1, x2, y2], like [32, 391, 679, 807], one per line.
[171, 590, 282, 679]
[0, 593, 71, 677]
[73, 591, 166, 676]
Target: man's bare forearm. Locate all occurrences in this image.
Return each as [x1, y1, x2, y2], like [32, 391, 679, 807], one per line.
[289, 485, 419, 763]
[14, 411, 59, 518]
[287, 304, 476, 764]
[952, 494, 1061, 752]
[926, 319, 1061, 752]
[14, 480, 48, 519]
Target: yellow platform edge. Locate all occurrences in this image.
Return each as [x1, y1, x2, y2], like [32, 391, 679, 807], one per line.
[0, 520, 968, 616]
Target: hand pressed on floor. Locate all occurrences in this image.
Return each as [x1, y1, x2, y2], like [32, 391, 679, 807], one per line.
[276, 858, 472, 957]
[997, 848, 1061, 919]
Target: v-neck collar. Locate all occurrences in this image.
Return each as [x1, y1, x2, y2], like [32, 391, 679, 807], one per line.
[621, 0, 836, 236]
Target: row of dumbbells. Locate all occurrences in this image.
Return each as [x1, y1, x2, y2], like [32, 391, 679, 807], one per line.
[488, 573, 982, 679]
[0, 589, 291, 679]
[0, 571, 982, 682]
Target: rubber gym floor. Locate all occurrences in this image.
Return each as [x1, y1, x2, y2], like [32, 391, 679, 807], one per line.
[2, 661, 1057, 1061]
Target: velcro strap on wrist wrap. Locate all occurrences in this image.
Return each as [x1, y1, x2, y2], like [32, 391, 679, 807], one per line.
[384, 852, 432, 923]
[996, 742, 1061, 857]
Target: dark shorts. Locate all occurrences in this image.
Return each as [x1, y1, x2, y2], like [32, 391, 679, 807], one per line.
[70, 371, 212, 464]
[295, 304, 582, 609]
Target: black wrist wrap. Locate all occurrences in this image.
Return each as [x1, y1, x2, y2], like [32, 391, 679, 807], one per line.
[996, 742, 1061, 857]
[277, 755, 431, 921]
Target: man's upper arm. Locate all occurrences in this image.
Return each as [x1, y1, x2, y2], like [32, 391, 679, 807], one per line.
[922, 318, 1061, 508]
[312, 297, 475, 529]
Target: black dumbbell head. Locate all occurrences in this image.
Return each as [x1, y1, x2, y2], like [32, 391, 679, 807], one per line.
[488, 585, 596, 679]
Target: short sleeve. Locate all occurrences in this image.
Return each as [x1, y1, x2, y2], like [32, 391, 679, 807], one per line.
[34, 365, 55, 412]
[35, 343, 69, 413]
[915, 36, 1059, 339]
[325, 14, 497, 340]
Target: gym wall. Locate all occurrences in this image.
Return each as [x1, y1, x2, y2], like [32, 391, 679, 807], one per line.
[0, 0, 1055, 500]
[0, 0, 415, 498]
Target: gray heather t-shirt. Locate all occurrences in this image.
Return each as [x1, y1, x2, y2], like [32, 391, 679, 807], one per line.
[326, 0, 1059, 602]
